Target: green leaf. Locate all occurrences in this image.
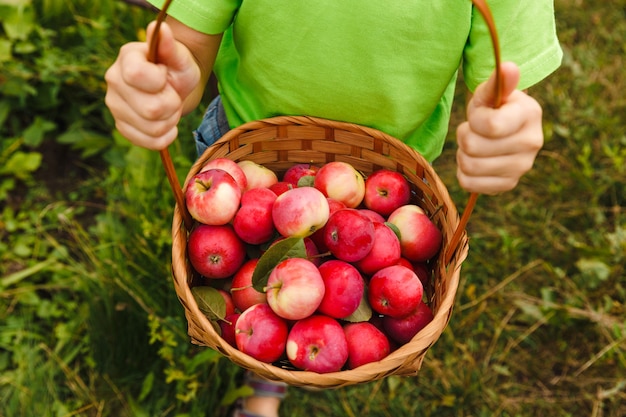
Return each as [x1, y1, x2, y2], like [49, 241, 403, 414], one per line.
[342, 287, 372, 323]
[384, 221, 402, 241]
[252, 237, 307, 292]
[191, 286, 226, 322]
[297, 175, 316, 187]
[2, 2, 35, 41]
[0, 39, 12, 62]
[23, 117, 56, 147]
[0, 151, 42, 178]
[138, 372, 154, 402]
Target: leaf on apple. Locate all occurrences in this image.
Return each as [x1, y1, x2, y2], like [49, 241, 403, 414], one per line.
[191, 286, 227, 325]
[342, 289, 373, 323]
[384, 221, 402, 241]
[251, 237, 307, 292]
[297, 175, 316, 188]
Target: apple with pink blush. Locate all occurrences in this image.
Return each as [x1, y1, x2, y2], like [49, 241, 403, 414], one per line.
[235, 303, 288, 363]
[383, 300, 434, 345]
[314, 161, 365, 208]
[219, 312, 241, 347]
[368, 264, 423, 318]
[323, 208, 375, 262]
[412, 261, 431, 287]
[343, 322, 391, 369]
[187, 224, 246, 279]
[268, 181, 293, 196]
[386, 204, 443, 262]
[230, 259, 267, 312]
[354, 221, 402, 276]
[185, 168, 242, 225]
[200, 157, 248, 191]
[237, 160, 278, 190]
[309, 198, 346, 253]
[265, 258, 325, 320]
[358, 208, 386, 224]
[317, 260, 365, 319]
[233, 187, 277, 244]
[216, 289, 236, 317]
[286, 315, 349, 373]
[363, 169, 411, 217]
[282, 163, 320, 187]
[272, 187, 330, 238]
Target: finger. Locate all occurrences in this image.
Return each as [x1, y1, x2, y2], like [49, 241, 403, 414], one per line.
[456, 147, 537, 178]
[116, 42, 169, 94]
[115, 118, 180, 151]
[455, 171, 519, 195]
[146, 20, 188, 72]
[472, 61, 521, 109]
[456, 117, 543, 158]
[465, 94, 530, 138]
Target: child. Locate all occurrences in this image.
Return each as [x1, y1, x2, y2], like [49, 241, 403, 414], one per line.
[105, 1, 562, 415]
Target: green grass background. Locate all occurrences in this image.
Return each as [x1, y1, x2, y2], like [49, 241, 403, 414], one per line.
[1, 0, 624, 416]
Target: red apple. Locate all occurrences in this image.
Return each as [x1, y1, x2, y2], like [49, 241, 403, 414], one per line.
[363, 169, 411, 217]
[317, 260, 365, 319]
[200, 157, 248, 191]
[272, 187, 330, 238]
[395, 257, 414, 270]
[286, 315, 349, 373]
[268, 181, 294, 196]
[270, 236, 323, 266]
[412, 261, 431, 288]
[282, 163, 320, 187]
[309, 198, 347, 253]
[323, 208, 375, 262]
[314, 161, 365, 208]
[233, 187, 277, 244]
[358, 208, 386, 224]
[235, 304, 288, 363]
[217, 289, 236, 317]
[219, 312, 241, 347]
[187, 224, 246, 279]
[230, 259, 267, 312]
[386, 204, 443, 262]
[383, 300, 434, 345]
[368, 264, 423, 318]
[185, 169, 242, 225]
[354, 222, 402, 276]
[237, 160, 278, 190]
[303, 237, 323, 266]
[343, 322, 391, 369]
[265, 258, 325, 320]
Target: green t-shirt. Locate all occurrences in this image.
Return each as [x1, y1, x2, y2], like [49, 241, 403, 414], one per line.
[148, 0, 562, 161]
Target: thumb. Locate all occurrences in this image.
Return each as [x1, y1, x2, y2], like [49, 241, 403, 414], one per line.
[145, 20, 186, 71]
[473, 61, 521, 108]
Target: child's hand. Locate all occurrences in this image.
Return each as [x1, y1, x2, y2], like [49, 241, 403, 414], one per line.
[456, 62, 544, 194]
[105, 21, 201, 150]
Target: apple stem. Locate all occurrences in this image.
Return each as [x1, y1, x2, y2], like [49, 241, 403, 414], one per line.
[231, 285, 253, 292]
[308, 251, 332, 261]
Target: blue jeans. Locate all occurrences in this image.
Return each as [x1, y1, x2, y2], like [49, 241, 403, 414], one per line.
[193, 95, 231, 157]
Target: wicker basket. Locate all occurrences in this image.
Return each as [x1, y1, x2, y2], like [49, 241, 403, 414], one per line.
[171, 115, 469, 389]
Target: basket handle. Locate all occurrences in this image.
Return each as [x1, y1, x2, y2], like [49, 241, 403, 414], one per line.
[444, 0, 503, 265]
[147, 0, 194, 231]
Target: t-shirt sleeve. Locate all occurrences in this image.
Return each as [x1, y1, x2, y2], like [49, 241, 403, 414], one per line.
[147, 0, 241, 34]
[463, 0, 563, 92]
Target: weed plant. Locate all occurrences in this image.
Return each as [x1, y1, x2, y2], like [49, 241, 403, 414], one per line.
[1, 0, 624, 416]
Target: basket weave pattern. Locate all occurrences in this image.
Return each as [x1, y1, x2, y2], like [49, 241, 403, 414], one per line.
[171, 115, 469, 389]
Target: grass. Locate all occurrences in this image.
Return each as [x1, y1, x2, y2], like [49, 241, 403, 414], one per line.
[1, 0, 625, 416]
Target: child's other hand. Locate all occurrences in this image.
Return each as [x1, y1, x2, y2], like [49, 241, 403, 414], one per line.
[105, 21, 201, 150]
[456, 62, 544, 194]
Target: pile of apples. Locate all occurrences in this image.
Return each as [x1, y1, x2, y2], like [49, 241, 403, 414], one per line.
[184, 157, 443, 373]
